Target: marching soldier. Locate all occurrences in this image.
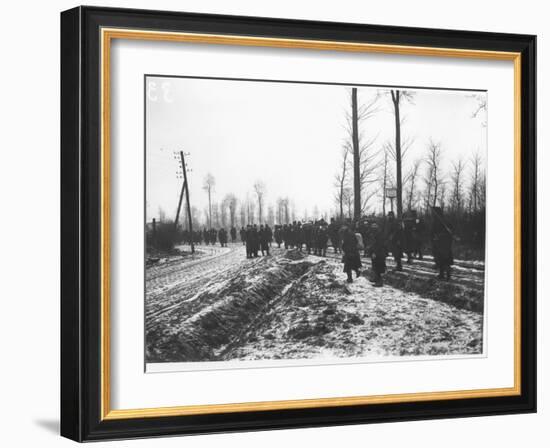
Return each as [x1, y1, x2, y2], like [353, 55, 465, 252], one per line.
[315, 223, 329, 257]
[341, 225, 362, 283]
[294, 221, 305, 252]
[368, 222, 387, 287]
[218, 228, 228, 247]
[210, 228, 217, 245]
[274, 225, 283, 248]
[282, 224, 291, 249]
[265, 224, 273, 248]
[303, 221, 314, 254]
[259, 224, 270, 256]
[328, 218, 341, 254]
[250, 225, 260, 257]
[386, 211, 404, 271]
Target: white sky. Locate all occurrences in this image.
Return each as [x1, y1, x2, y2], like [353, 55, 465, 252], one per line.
[145, 76, 487, 222]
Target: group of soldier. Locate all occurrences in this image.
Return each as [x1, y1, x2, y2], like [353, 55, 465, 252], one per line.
[182, 226, 241, 247]
[336, 207, 453, 286]
[180, 206, 454, 287]
[241, 224, 273, 258]
[273, 220, 331, 256]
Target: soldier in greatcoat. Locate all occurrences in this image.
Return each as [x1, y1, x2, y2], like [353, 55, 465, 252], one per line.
[303, 221, 314, 254]
[245, 225, 255, 258]
[294, 221, 305, 252]
[250, 225, 260, 257]
[368, 223, 387, 287]
[328, 218, 341, 254]
[264, 224, 273, 248]
[259, 224, 270, 256]
[274, 225, 283, 247]
[218, 228, 228, 247]
[341, 225, 362, 283]
[386, 211, 404, 271]
[315, 224, 329, 257]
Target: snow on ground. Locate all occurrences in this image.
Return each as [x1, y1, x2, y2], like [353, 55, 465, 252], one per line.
[227, 255, 482, 361]
[145, 245, 483, 364]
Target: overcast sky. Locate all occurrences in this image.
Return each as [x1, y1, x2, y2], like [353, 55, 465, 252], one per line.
[145, 76, 487, 223]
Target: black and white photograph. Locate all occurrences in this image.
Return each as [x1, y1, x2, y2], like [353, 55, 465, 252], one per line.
[144, 76, 487, 370]
[52, 4, 539, 442]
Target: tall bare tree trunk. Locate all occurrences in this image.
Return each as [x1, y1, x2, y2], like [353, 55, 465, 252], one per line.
[382, 150, 388, 217]
[352, 88, 361, 220]
[208, 190, 212, 228]
[391, 90, 403, 219]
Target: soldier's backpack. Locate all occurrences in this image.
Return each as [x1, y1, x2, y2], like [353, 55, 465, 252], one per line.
[355, 232, 364, 251]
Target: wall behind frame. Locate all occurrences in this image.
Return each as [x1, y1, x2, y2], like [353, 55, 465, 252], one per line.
[0, 0, 545, 447]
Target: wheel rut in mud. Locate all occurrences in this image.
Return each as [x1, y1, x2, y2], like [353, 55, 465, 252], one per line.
[145, 251, 319, 363]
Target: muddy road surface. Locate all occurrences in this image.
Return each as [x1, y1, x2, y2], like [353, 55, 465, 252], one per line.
[145, 244, 484, 364]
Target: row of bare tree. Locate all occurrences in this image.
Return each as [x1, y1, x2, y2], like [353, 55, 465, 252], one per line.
[334, 88, 487, 220]
[171, 175, 300, 230]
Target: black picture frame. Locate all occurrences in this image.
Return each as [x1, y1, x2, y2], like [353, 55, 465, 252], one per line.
[61, 5, 536, 442]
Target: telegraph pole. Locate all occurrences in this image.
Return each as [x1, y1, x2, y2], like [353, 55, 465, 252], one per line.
[174, 180, 185, 230]
[180, 151, 194, 253]
[173, 150, 195, 253]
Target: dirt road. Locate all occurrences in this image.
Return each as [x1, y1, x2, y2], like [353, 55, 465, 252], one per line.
[145, 243, 484, 363]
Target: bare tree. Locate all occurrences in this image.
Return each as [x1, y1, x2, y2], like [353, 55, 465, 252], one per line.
[450, 158, 466, 213]
[423, 164, 434, 213]
[469, 93, 488, 127]
[378, 145, 391, 217]
[389, 89, 415, 218]
[479, 170, 487, 210]
[358, 134, 381, 213]
[239, 202, 246, 227]
[202, 173, 216, 228]
[267, 205, 275, 226]
[276, 198, 288, 224]
[343, 187, 353, 219]
[384, 137, 414, 213]
[313, 205, 320, 220]
[345, 88, 379, 219]
[351, 88, 361, 219]
[223, 194, 238, 228]
[334, 144, 350, 220]
[203, 207, 209, 227]
[439, 181, 448, 209]
[424, 140, 444, 209]
[253, 180, 266, 223]
[220, 201, 228, 228]
[212, 202, 220, 228]
[404, 158, 422, 211]
[190, 206, 201, 230]
[248, 200, 256, 224]
[283, 198, 290, 224]
[158, 207, 166, 223]
[469, 152, 483, 212]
